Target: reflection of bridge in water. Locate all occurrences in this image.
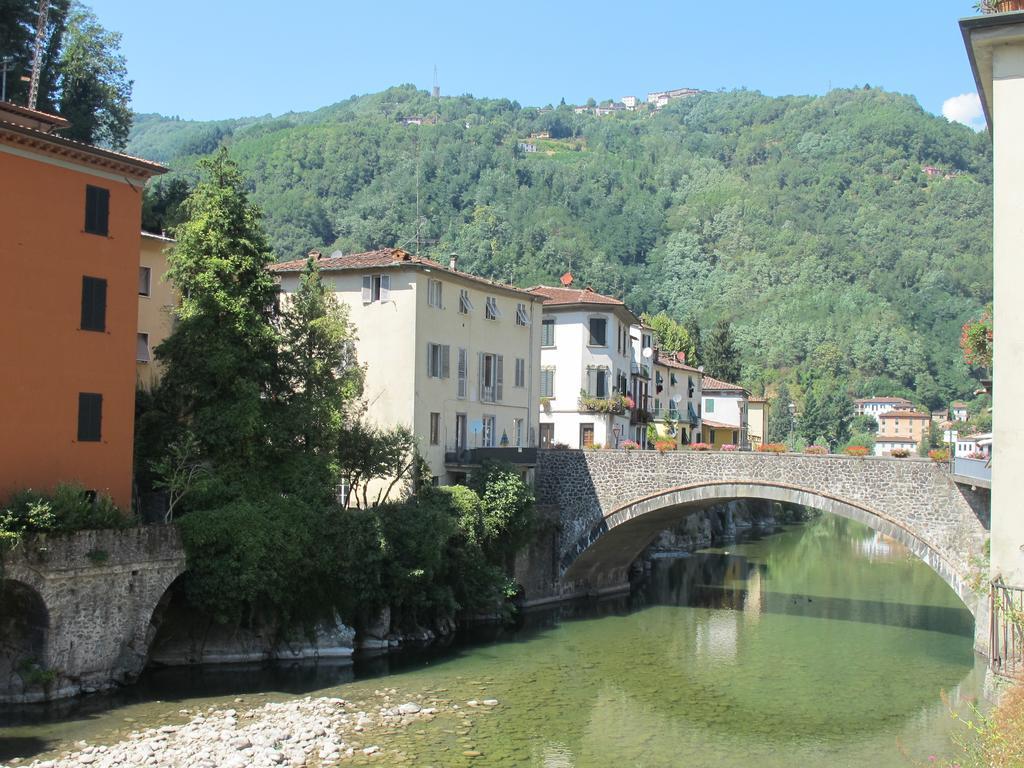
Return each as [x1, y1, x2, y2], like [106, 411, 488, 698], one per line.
[534, 450, 990, 649]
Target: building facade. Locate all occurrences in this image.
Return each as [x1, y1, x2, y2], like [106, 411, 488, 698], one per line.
[747, 397, 770, 448]
[136, 232, 178, 390]
[950, 401, 970, 422]
[649, 352, 702, 447]
[531, 281, 639, 450]
[854, 396, 914, 422]
[272, 249, 543, 491]
[0, 103, 164, 509]
[874, 409, 930, 455]
[700, 376, 749, 448]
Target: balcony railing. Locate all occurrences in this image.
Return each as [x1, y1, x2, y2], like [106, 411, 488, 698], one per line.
[445, 446, 538, 467]
[579, 394, 631, 414]
[952, 456, 991, 487]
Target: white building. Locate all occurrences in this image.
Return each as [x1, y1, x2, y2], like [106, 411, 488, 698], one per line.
[701, 376, 749, 448]
[646, 87, 703, 109]
[874, 436, 916, 457]
[955, 433, 991, 459]
[950, 401, 970, 422]
[854, 396, 914, 423]
[621, 95, 638, 109]
[272, 248, 543, 492]
[650, 352, 703, 446]
[531, 280, 640, 449]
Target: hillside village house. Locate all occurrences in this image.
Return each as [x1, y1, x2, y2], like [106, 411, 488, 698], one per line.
[137, 232, 178, 389]
[271, 249, 543, 493]
[962, 9, 1024, 584]
[701, 376, 749, 448]
[950, 400, 970, 422]
[874, 409, 930, 456]
[531, 278, 639, 449]
[854, 396, 914, 422]
[955, 432, 991, 459]
[747, 397, 770, 448]
[0, 101, 165, 508]
[649, 352, 703, 447]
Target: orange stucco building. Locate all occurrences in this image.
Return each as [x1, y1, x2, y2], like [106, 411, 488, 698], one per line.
[0, 102, 164, 509]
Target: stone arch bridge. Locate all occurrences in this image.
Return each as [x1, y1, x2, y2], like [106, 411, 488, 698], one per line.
[534, 450, 990, 645]
[0, 526, 185, 703]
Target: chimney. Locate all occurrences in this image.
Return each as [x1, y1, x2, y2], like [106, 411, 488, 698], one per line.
[560, 272, 573, 287]
[449, 253, 458, 271]
[309, 249, 322, 261]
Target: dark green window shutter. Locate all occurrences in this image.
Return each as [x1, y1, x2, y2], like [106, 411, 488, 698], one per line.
[85, 185, 110, 236]
[80, 276, 107, 332]
[77, 392, 102, 441]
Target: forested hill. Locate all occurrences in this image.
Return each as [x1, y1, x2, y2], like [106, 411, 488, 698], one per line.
[129, 85, 993, 407]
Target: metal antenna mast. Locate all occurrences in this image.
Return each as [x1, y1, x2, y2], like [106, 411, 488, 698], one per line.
[1, 56, 14, 102]
[432, 65, 439, 100]
[27, 0, 50, 110]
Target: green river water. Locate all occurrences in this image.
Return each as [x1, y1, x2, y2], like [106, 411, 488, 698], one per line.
[0, 515, 987, 766]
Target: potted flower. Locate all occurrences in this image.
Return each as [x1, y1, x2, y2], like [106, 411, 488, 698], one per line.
[890, 448, 910, 459]
[720, 444, 738, 452]
[928, 448, 950, 462]
[621, 440, 640, 451]
[804, 445, 827, 455]
[655, 439, 676, 453]
[539, 396, 552, 412]
[845, 445, 870, 457]
[691, 442, 711, 451]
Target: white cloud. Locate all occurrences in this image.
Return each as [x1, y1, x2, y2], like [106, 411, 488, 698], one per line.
[942, 92, 985, 130]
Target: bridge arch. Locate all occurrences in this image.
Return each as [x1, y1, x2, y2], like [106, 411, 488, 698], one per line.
[562, 480, 980, 620]
[0, 578, 50, 694]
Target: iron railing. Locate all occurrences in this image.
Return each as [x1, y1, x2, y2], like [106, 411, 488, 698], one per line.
[991, 581, 1024, 679]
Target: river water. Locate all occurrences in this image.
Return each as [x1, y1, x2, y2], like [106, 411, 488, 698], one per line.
[0, 515, 986, 766]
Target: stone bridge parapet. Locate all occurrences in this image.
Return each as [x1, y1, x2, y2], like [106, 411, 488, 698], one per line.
[1, 525, 186, 703]
[534, 450, 989, 628]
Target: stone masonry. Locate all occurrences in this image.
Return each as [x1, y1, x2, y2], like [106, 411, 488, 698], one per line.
[1, 525, 186, 703]
[534, 450, 989, 643]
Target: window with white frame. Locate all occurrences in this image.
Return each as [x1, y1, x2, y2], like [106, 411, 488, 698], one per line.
[427, 343, 450, 378]
[459, 288, 474, 314]
[139, 266, 152, 297]
[136, 332, 150, 363]
[427, 278, 443, 308]
[514, 357, 525, 388]
[485, 296, 501, 320]
[361, 274, 391, 303]
[457, 347, 468, 398]
[540, 367, 555, 397]
[482, 415, 496, 448]
[515, 302, 529, 326]
[480, 352, 503, 402]
[541, 318, 555, 347]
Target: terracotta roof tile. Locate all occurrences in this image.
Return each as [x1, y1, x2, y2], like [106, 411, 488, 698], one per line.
[878, 410, 928, 419]
[0, 118, 166, 176]
[854, 396, 913, 404]
[655, 352, 702, 373]
[527, 284, 626, 307]
[701, 418, 738, 430]
[271, 248, 539, 298]
[701, 375, 748, 393]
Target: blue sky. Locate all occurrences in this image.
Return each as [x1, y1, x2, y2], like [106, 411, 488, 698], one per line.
[89, 0, 986, 127]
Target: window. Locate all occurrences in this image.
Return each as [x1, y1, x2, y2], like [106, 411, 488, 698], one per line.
[706, 398, 715, 413]
[459, 289, 474, 314]
[589, 317, 607, 346]
[642, 333, 653, 350]
[336, 479, 351, 507]
[541, 367, 555, 397]
[515, 302, 529, 326]
[485, 296, 501, 320]
[77, 393, 102, 442]
[580, 423, 595, 448]
[427, 278, 443, 308]
[80, 276, 107, 332]
[480, 353, 503, 402]
[429, 412, 441, 445]
[427, 343, 450, 378]
[514, 357, 525, 388]
[457, 347, 468, 399]
[541, 318, 555, 347]
[361, 273, 391, 303]
[84, 185, 109, 236]
[139, 266, 152, 297]
[482, 415, 496, 448]
[137, 333, 150, 363]
[539, 423, 555, 449]
[588, 367, 608, 398]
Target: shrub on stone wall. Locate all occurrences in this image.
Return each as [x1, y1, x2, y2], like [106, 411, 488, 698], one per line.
[844, 445, 870, 457]
[804, 445, 828, 455]
[757, 443, 788, 453]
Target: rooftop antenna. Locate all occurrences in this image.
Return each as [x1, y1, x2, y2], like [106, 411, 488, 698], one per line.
[415, 131, 421, 255]
[432, 65, 439, 100]
[1, 56, 14, 102]
[27, 0, 50, 110]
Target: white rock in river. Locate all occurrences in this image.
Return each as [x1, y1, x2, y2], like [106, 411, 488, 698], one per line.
[398, 702, 421, 714]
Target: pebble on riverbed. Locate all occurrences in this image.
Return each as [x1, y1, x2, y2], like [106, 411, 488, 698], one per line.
[5, 693, 466, 768]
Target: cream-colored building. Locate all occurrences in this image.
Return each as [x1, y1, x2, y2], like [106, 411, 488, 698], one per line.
[530, 281, 639, 449]
[963, 9, 1024, 584]
[137, 231, 177, 390]
[747, 397, 769, 448]
[700, 376, 749, 448]
[272, 249, 543, 491]
[649, 352, 703, 447]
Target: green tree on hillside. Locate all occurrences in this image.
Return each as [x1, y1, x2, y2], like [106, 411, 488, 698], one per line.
[768, 382, 794, 443]
[277, 254, 364, 497]
[683, 316, 702, 367]
[642, 311, 695, 361]
[703, 319, 741, 383]
[56, 3, 132, 147]
[156, 148, 280, 494]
